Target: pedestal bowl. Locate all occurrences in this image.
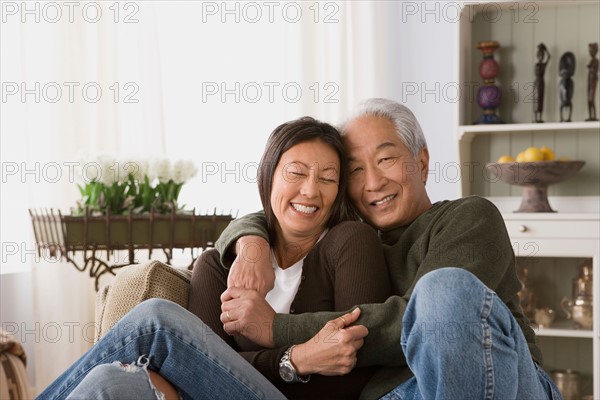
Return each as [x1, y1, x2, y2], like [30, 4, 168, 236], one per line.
[485, 161, 586, 212]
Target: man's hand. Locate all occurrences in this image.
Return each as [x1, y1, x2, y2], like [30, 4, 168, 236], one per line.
[220, 286, 276, 347]
[227, 236, 274, 297]
[292, 308, 367, 376]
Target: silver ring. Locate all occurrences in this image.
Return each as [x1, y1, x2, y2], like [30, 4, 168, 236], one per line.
[226, 310, 232, 321]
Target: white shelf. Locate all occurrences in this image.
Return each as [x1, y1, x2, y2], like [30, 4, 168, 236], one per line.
[501, 211, 600, 221]
[458, 121, 600, 141]
[533, 322, 595, 338]
[492, 196, 600, 217]
[465, 0, 600, 11]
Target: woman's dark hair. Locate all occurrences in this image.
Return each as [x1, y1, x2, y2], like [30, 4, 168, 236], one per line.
[257, 116, 356, 245]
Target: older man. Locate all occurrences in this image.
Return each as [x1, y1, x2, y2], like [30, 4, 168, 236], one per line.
[216, 98, 560, 399]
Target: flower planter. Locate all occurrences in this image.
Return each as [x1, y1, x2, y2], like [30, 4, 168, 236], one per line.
[59, 213, 233, 250]
[29, 209, 234, 290]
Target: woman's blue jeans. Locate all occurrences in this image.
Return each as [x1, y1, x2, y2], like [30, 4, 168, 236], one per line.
[36, 298, 286, 400]
[381, 267, 562, 400]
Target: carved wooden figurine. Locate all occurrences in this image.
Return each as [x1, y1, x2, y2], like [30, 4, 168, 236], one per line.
[559, 52, 576, 122]
[587, 42, 598, 121]
[533, 43, 550, 123]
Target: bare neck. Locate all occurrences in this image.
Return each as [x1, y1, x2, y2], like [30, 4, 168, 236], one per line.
[273, 230, 322, 269]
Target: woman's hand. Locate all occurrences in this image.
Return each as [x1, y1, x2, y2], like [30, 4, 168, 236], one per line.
[290, 308, 367, 376]
[221, 287, 277, 347]
[227, 236, 274, 297]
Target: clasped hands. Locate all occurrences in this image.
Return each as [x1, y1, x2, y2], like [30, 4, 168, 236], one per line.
[221, 235, 368, 376]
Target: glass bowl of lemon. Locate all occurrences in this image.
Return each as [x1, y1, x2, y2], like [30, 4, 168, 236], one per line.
[486, 146, 585, 212]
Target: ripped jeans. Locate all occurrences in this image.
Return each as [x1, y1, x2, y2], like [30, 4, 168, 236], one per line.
[36, 299, 286, 400]
[66, 355, 169, 400]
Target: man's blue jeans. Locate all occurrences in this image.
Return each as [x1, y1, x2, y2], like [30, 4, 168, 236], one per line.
[36, 298, 286, 400]
[381, 268, 562, 400]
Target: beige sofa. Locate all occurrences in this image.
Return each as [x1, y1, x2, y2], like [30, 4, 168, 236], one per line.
[95, 260, 194, 341]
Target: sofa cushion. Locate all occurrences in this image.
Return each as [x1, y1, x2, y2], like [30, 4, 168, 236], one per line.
[95, 260, 192, 341]
[0, 330, 30, 399]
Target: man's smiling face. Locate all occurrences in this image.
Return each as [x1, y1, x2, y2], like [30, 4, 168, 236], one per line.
[343, 115, 432, 231]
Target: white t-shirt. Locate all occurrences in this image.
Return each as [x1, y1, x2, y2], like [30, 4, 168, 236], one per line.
[265, 230, 328, 313]
[265, 253, 304, 313]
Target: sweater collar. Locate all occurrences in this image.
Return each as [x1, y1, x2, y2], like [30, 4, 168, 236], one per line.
[377, 201, 446, 245]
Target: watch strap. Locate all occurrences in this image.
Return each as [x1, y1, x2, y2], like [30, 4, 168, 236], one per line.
[280, 345, 311, 383]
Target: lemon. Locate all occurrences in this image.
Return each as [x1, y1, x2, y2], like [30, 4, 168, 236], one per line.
[558, 156, 571, 161]
[540, 146, 556, 161]
[523, 147, 544, 162]
[497, 155, 515, 163]
[516, 151, 527, 162]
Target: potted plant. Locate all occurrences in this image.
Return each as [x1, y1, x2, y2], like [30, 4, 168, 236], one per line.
[29, 156, 233, 290]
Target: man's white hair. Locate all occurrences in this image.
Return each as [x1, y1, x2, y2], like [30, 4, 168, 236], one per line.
[340, 98, 428, 159]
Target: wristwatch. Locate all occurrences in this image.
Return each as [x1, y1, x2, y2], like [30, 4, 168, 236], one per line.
[279, 345, 310, 383]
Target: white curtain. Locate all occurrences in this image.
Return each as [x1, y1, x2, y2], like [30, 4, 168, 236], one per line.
[159, 1, 403, 216]
[1, 3, 165, 392]
[1, 1, 406, 394]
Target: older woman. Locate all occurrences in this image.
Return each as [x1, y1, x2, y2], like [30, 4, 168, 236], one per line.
[37, 117, 390, 400]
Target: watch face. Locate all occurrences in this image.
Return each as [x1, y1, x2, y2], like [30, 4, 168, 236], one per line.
[279, 364, 295, 382]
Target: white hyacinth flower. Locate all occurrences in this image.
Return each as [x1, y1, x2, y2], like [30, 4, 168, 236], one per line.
[184, 160, 198, 181]
[145, 156, 159, 182]
[98, 155, 119, 185]
[154, 158, 172, 183]
[123, 158, 148, 182]
[172, 160, 198, 184]
[73, 150, 92, 182]
[80, 161, 101, 183]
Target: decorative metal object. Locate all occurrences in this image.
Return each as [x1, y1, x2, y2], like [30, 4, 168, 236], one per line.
[29, 208, 234, 290]
[517, 264, 536, 319]
[586, 42, 598, 121]
[533, 43, 551, 123]
[475, 41, 504, 124]
[559, 51, 576, 122]
[572, 263, 593, 300]
[560, 296, 593, 329]
[534, 308, 555, 328]
[560, 263, 593, 330]
[550, 370, 581, 400]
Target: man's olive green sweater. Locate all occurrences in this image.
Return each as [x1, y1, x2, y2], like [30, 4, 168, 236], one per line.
[215, 196, 541, 399]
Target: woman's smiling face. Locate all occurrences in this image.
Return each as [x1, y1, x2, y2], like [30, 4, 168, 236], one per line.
[270, 139, 340, 241]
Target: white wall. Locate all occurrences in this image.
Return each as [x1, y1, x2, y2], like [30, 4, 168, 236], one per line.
[384, 1, 461, 202]
[167, 1, 461, 216]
